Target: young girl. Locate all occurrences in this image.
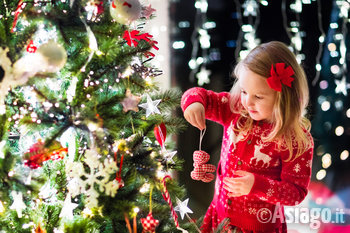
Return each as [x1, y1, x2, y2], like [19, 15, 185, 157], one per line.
[181, 41, 314, 233]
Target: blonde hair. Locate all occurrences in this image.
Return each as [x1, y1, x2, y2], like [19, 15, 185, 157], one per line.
[229, 41, 312, 161]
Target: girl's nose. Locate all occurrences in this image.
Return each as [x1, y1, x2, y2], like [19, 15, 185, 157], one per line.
[246, 96, 254, 107]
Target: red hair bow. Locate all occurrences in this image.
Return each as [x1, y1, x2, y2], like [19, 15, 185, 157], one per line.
[267, 63, 294, 92]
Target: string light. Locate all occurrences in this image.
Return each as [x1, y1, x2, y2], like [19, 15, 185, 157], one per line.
[332, 0, 350, 96]
[321, 153, 332, 169]
[188, 0, 212, 86]
[340, 150, 349, 160]
[314, 1, 350, 180]
[234, 0, 262, 60]
[316, 169, 326, 180]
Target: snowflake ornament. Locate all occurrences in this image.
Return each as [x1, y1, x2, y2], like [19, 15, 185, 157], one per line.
[65, 149, 119, 209]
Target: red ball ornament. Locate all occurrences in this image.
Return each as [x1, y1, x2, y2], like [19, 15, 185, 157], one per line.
[154, 123, 166, 148]
[141, 213, 159, 233]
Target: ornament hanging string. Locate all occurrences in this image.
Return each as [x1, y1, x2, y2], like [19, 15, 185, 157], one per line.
[79, 14, 98, 72]
[157, 124, 166, 150]
[199, 128, 206, 151]
[149, 185, 153, 213]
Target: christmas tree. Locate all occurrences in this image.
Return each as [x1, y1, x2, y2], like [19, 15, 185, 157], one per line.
[0, 0, 195, 232]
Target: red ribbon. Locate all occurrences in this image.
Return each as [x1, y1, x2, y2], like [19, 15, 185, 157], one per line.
[123, 30, 159, 57]
[11, 0, 24, 33]
[114, 151, 124, 187]
[266, 63, 294, 92]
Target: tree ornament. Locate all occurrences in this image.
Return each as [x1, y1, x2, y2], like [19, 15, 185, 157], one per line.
[0, 140, 5, 158]
[161, 175, 179, 228]
[142, 5, 156, 19]
[11, 0, 25, 33]
[0, 47, 15, 105]
[138, 94, 161, 117]
[110, 0, 142, 25]
[162, 150, 177, 164]
[35, 223, 47, 233]
[0, 200, 5, 213]
[121, 89, 141, 112]
[59, 193, 78, 220]
[141, 213, 159, 233]
[23, 140, 67, 169]
[114, 151, 125, 188]
[174, 198, 193, 220]
[12, 52, 46, 81]
[123, 30, 159, 57]
[154, 123, 166, 148]
[85, 0, 104, 20]
[36, 40, 67, 73]
[191, 129, 216, 182]
[191, 150, 216, 182]
[10, 191, 26, 218]
[65, 149, 119, 209]
[26, 40, 37, 53]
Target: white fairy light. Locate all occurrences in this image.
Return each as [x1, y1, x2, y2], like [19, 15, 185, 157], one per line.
[316, 169, 326, 180]
[173, 41, 185, 49]
[322, 153, 332, 169]
[335, 126, 344, 136]
[321, 101, 330, 111]
[340, 150, 349, 160]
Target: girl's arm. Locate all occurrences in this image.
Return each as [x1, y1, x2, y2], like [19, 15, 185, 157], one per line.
[181, 87, 235, 126]
[249, 139, 314, 206]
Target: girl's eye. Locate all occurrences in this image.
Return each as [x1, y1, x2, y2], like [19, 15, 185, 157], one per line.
[241, 90, 247, 94]
[255, 95, 263, 99]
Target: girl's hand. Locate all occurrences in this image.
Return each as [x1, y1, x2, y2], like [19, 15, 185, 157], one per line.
[223, 170, 255, 197]
[183, 102, 206, 130]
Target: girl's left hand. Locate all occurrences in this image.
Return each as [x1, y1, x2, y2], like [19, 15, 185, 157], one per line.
[223, 170, 255, 197]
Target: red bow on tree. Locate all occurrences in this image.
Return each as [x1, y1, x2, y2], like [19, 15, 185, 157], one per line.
[266, 63, 294, 92]
[123, 30, 159, 57]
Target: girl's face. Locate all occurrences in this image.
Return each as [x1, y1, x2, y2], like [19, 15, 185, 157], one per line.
[238, 67, 277, 122]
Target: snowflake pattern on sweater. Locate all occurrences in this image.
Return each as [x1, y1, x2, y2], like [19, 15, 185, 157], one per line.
[181, 88, 314, 233]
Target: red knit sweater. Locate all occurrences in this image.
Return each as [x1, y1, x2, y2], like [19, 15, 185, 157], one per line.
[181, 88, 314, 233]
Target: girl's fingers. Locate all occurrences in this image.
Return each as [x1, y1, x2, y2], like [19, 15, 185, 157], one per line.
[194, 112, 205, 130]
[223, 178, 242, 185]
[185, 113, 199, 129]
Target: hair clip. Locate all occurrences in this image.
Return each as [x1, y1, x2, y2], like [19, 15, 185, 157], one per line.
[266, 63, 294, 92]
